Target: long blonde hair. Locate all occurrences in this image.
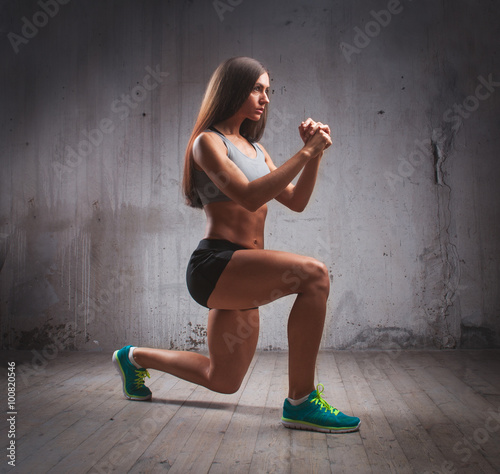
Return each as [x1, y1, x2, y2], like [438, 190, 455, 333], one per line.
[182, 57, 269, 208]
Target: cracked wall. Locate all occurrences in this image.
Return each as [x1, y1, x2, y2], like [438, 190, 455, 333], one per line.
[1, 0, 499, 351]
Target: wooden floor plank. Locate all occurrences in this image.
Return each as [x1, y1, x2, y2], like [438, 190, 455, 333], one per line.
[4, 352, 103, 438]
[12, 355, 117, 459]
[248, 351, 292, 473]
[354, 351, 453, 473]
[397, 351, 497, 425]
[166, 355, 258, 474]
[285, 355, 331, 474]
[98, 352, 257, 473]
[484, 393, 500, 406]
[317, 351, 371, 474]
[15, 364, 173, 473]
[209, 352, 277, 474]
[462, 350, 500, 386]
[124, 353, 258, 474]
[384, 351, 497, 474]
[290, 430, 331, 474]
[16, 351, 106, 401]
[334, 351, 413, 474]
[52, 371, 181, 474]
[430, 350, 500, 397]
[126, 378, 212, 473]
[396, 351, 500, 473]
[4, 349, 499, 474]
[12, 354, 115, 440]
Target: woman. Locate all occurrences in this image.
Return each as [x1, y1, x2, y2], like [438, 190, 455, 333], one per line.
[113, 57, 360, 433]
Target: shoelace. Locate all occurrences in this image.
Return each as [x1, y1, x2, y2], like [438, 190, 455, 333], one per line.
[311, 383, 340, 415]
[134, 368, 151, 389]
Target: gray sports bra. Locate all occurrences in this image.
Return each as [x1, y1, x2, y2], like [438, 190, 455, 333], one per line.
[193, 127, 270, 206]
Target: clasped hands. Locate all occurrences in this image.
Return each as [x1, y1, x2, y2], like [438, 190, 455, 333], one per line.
[298, 118, 332, 155]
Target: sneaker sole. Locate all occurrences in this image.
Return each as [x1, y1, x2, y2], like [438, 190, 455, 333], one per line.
[112, 350, 152, 401]
[281, 418, 361, 434]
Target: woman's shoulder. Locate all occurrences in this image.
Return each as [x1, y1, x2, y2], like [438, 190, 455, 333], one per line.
[194, 130, 224, 147]
[193, 130, 227, 163]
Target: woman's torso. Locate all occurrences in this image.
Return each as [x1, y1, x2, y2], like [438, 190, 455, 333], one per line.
[203, 200, 267, 249]
[194, 128, 270, 249]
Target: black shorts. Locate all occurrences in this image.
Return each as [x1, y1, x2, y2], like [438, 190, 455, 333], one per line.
[186, 239, 248, 308]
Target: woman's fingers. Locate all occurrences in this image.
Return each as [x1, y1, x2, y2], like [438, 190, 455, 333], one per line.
[314, 122, 331, 136]
[304, 128, 332, 155]
[301, 118, 314, 129]
[300, 119, 315, 132]
[299, 119, 332, 145]
[319, 129, 332, 149]
[300, 120, 330, 135]
[320, 124, 331, 136]
[312, 129, 332, 147]
[299, 118, 316, 143]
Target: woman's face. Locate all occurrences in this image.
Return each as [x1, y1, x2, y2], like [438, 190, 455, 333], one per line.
[239, 72, 270, 121]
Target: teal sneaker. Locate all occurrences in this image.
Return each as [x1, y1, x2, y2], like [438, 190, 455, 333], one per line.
[112, 345, 152, 401]
[282, 384, 360, 433]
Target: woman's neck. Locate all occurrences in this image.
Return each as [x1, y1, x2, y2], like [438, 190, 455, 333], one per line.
[213, 115, 244, 137]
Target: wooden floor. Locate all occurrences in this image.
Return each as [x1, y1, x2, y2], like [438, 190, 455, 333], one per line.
[1, 349, 499, 474]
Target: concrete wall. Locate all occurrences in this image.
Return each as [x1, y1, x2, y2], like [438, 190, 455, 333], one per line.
[1, 0, 499, 352]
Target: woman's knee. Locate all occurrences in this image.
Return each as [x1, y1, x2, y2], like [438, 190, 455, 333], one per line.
[299, 258, 330, 296]
[210, 373, 244, 394]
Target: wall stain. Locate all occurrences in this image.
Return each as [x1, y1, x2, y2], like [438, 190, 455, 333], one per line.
[184, 322, 207, 350]
[340, 326, 423, 350]
[461, 325, 497, 349]
[5, 322, 76, 350]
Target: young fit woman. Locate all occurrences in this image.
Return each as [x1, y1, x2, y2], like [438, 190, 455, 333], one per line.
[113, 57, 360, 433]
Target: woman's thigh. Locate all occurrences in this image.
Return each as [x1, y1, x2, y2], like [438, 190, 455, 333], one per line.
[207, 249, 327, 310]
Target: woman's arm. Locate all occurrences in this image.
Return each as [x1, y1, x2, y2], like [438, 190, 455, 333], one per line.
[193, 129, 330, 212]
[262, 119, 331, 212]
[263, 149, 323, 212]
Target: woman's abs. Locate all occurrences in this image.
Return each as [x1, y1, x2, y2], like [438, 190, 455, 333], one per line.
[203, 201, 267, 249]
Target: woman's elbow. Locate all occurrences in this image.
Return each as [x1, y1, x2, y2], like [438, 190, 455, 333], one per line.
[244, 200, 265, 213]
[287, 197, 308, 212]
[236, 195, 264, 213]
[290, 202, 306, 213]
